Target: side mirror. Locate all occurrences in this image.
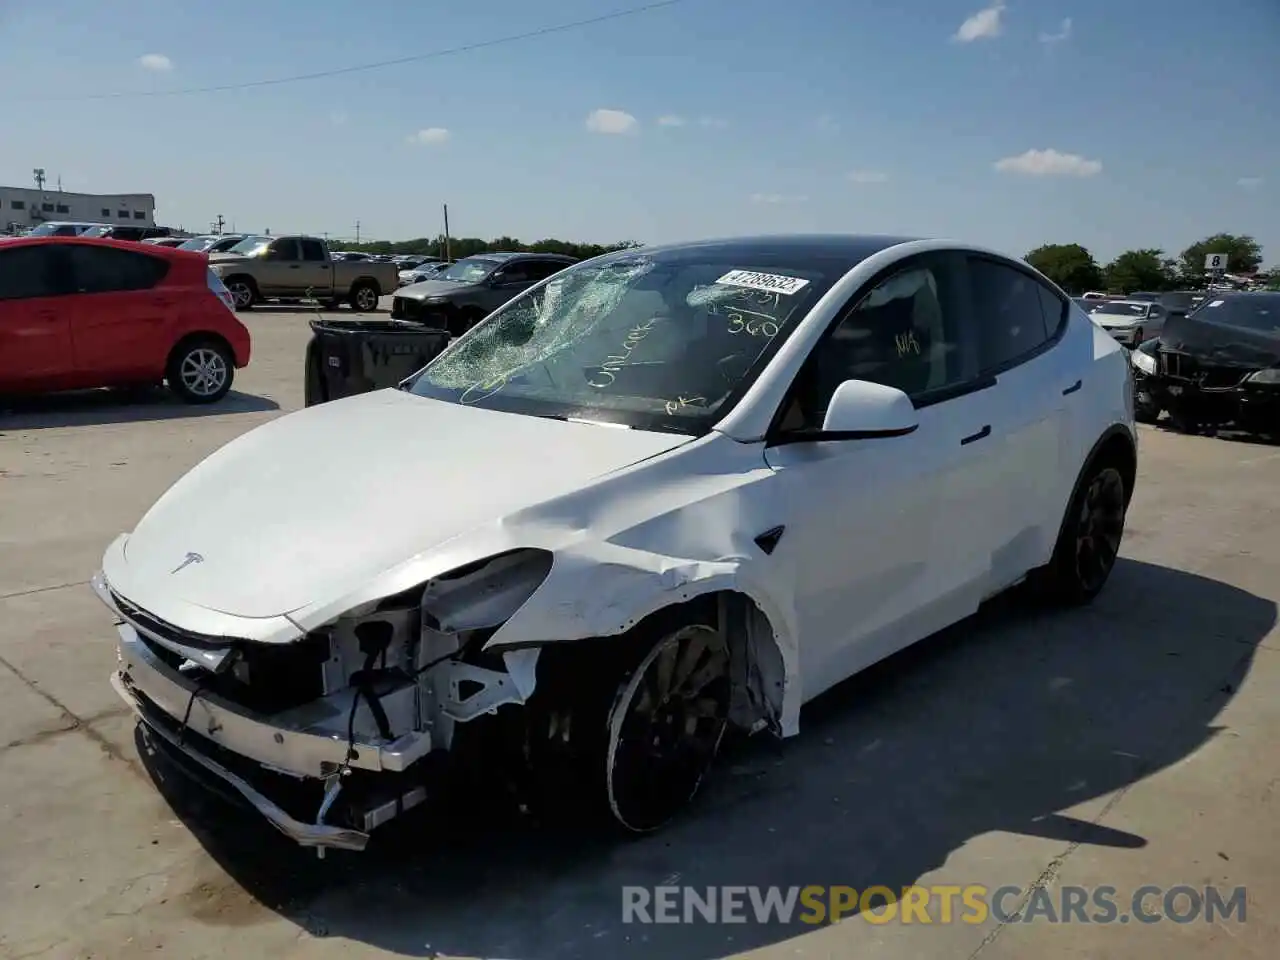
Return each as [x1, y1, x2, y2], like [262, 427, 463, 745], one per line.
[820, 380, 919, 438]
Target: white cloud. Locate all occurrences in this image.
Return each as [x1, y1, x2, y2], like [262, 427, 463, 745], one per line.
[698, 117, 729, 129]
[586, 109, 639, 135]
[750, 193, 808, 204]
[848, 170, 889, 184]
[1237, 176, 1264, 189]
[994, 148, 1102, 177]
[1038, 17, 1073, 43]
[406, 127, 451, 145]
[953, 3, 1006, 43]
[137, 53, 173, 72]
[656, 114, 687, 127]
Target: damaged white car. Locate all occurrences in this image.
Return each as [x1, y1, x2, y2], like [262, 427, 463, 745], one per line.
[97, 234, 1137, 855]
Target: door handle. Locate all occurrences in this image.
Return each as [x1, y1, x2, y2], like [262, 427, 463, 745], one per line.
[1062, 379, 1082, 396]
[960, 425, 991, 446]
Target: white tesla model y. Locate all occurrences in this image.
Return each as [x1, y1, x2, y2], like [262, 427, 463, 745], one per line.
[95, 235, 1137, 854]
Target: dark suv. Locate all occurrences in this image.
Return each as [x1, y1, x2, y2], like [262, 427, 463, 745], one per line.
[390, 251, 577, 336]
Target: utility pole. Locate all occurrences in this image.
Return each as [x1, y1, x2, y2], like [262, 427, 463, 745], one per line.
[355, 220, 361, 244]
[442, 203, 451, 261]
[33, 168, 45, 191]
[212, 214, 225, 235]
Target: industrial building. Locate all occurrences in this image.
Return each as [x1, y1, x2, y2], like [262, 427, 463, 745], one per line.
[1, 184, 156, 233]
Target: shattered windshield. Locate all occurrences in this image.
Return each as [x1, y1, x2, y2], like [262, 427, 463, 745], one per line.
[408, 251, 834, 433]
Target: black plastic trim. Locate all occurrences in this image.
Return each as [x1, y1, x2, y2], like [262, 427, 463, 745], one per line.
[960, 424, 991, 445]
[1062, 379, 1083, 396]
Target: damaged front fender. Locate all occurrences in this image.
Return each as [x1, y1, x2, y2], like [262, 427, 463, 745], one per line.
[481, 542, 801, 737]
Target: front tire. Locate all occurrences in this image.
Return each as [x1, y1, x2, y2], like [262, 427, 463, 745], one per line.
[604, 624, 731, 832]
[1134, 388, 1161, 424]
[1033, 462, 1128, 605]
[225, 277, 257, 311]
[349, 282, 380, 312]
[166, 339, 234, 404]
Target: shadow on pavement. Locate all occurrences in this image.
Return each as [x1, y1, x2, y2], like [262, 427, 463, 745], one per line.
[138, 558, 1274, 960]
[0, 388, 279, 429]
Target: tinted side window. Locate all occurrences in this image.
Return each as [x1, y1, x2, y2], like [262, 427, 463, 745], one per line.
[526, 260, 569, 282]
[299, 239, 327, 261]
[1036, 284, 1067, 338]
[968, 258, 1051, 372]
[780, 257, 971, 431]
[0, 246, 63, 300]
[268, 238, 301, 260]
[495, 263, 531, 284]
[65, 246, 169, 294]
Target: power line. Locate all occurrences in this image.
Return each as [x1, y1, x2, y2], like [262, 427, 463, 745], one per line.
[13, 0, 696, 103]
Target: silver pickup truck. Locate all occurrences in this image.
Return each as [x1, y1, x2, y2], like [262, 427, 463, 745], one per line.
[208, 235, 400, 312]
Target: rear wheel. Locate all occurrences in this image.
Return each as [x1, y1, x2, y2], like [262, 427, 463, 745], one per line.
[166, 339, 234, 404]
[1033, 462, 1127, 605]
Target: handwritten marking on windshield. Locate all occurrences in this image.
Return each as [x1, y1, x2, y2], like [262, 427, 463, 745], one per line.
[664, 395, 708, 416]
[726, 312, 780, 337]
[460, 369, 518, 404]
[587, 318, 661, 389]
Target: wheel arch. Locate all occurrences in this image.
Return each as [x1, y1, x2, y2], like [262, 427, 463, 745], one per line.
[351, 275, 384, 296]
[167, 330, 236, 371]
[491, 581, 798, 740]
[1054, 424, 1138, 549]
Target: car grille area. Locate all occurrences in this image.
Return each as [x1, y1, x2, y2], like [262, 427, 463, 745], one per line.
[1158, 351, 1250, 389]
[114, 591, 330, 715]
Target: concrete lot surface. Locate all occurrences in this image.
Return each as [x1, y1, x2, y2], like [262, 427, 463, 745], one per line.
[1, 303, 1277, 960]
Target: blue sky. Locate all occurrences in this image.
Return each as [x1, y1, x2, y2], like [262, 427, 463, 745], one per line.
[2, 0, 1276, 264]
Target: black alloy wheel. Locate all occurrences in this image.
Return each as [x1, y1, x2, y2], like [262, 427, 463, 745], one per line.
[1073, 467, 1126, 595]
[604, 624, 731, 833]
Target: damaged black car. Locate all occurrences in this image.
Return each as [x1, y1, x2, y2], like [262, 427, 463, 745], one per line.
[1128, 292, 1280, 435]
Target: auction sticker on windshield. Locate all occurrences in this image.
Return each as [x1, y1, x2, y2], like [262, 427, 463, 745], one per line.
[716, 270, 810, 296]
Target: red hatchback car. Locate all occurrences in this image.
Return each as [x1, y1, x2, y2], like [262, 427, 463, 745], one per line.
[0, 237, 251, 404]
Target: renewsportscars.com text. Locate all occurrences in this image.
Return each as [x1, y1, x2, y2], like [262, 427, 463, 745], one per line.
[621, 884, 1247, 926]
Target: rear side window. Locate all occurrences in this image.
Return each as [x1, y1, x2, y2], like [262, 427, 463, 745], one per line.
[64, 245, 169, 294]
[299, 238, 327, 261]
[968, 257, 1051, 372]
[0, 246, 63, 300]
[1036, 285, 1067, 338]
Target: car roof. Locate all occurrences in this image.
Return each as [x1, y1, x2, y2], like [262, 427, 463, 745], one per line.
[461, 250, 578, 262]
[615, 233, 922, 271]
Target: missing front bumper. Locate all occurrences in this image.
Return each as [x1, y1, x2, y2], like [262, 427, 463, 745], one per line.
[113, 670, 373, 852]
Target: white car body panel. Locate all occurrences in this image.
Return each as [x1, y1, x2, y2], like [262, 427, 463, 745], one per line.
[99, 239, 1136, 769]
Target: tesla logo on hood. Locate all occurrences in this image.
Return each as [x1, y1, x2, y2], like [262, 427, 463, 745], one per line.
[170, 552, 204, 574]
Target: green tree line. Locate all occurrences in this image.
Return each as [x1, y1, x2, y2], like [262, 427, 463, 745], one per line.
[339, 234, 642, 261]
[1025, 233, 1270, 295]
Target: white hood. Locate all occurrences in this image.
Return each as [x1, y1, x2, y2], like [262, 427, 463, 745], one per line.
[121, 390, 690, 618]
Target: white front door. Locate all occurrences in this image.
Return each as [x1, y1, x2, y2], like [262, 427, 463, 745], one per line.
[763, 252, 1000, 702]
